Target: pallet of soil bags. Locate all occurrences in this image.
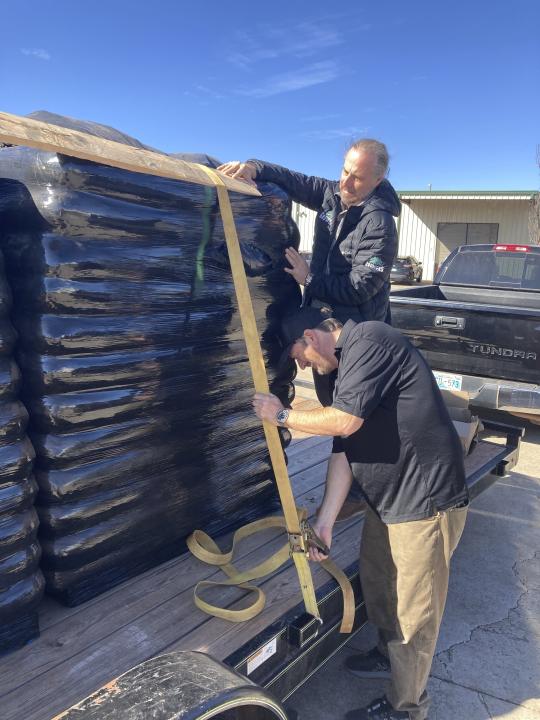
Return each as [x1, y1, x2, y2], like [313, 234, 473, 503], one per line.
[0, 250, 45, 652]
[0, 112, 301, 606]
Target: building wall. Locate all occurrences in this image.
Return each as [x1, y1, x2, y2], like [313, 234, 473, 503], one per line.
[292, 199, 532, 282]
[398, 199, 531, 281]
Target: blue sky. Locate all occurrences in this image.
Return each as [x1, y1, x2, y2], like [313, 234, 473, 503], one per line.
[2, 0, 539, 190]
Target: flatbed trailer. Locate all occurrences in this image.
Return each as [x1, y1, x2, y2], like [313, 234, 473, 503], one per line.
[0, 422, 522, 720]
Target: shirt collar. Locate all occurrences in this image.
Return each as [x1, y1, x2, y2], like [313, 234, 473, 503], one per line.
[334, 319, 358, 354]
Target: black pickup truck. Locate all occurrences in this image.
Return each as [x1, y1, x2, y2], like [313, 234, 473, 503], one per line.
[390, 243, 540, 423]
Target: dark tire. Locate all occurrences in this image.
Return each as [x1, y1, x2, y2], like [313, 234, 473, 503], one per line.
[416, 272, 422, 282]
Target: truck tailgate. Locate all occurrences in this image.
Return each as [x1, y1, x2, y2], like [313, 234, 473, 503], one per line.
[390, 291, 540, 385]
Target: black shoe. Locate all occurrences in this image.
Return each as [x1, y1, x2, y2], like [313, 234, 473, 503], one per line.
[345, 696, 409, 719]
[345, 647, 391, 678]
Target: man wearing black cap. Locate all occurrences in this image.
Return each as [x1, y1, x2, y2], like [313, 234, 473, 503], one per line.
[253, 309, 469, 720]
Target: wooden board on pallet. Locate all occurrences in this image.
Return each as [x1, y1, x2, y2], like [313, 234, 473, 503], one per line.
[0, 111, 260, 197]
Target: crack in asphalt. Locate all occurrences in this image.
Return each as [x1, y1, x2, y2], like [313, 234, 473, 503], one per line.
[435, 551, 536, 673]
[478, 692, 494, 719]
[430, 675, 531, 713]
[431, 550, 539, 710]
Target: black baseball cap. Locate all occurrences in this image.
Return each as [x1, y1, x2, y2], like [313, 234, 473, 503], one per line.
[277, 306, 332, 371]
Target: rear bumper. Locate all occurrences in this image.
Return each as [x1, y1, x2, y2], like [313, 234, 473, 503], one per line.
[390, 273, 412, 283]
[434, 371, 540, 415]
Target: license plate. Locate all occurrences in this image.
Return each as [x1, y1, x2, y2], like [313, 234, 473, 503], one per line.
[433, 371, 463, 391]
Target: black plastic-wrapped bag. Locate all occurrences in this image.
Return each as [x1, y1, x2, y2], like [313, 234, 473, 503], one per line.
[0, 115, 300, 605]
[0, 251, 45, 652]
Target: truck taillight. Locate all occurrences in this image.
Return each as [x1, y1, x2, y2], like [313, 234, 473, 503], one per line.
[493, 244, 530, 252]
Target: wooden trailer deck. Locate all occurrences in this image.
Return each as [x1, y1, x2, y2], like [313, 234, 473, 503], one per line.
[0, 426, 511, 720]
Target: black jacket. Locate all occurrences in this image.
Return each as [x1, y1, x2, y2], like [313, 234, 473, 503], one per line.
[250, 160, 401, 324]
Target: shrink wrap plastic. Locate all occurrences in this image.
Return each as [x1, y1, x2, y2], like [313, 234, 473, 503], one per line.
[0, 251, 45, 652]
[0, 117, 301, 605]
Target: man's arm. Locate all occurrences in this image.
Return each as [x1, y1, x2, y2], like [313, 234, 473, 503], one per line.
[252, 393, 363, 436]
[218, 159, 333, 211]
[307, 213, 398, 306]
[309, 452, 353, 562]
[285, 405, 363, 436]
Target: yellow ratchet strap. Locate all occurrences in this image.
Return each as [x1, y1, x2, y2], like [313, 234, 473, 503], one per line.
[187, 508, 355, 632]
[186, 165, 354, 632]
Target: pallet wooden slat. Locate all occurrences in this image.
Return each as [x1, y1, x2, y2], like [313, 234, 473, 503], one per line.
[0, 111, 260, 197]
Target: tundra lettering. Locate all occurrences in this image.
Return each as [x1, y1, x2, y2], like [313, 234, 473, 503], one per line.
[468, 343, 536, 360]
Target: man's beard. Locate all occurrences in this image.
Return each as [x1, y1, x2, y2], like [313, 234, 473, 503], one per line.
[313, 360, 334, 376]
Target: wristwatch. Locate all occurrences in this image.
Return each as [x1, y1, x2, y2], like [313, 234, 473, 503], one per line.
[276, 408, 290, 425]
[303, 272, 313, 288]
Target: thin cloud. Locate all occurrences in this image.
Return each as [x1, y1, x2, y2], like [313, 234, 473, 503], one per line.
[195, 84, 225, 100]
[301, 113, 342, 123]
[227, 23, 342, 70]
[237, 61, 338, 98]
[21, 48, 51, 61]
[301, 126, 369, 141]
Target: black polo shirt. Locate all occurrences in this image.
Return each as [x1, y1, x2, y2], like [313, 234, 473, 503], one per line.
[331, 321, 468, 523]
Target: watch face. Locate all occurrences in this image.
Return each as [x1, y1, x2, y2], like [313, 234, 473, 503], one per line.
[277, 409, 288, 423]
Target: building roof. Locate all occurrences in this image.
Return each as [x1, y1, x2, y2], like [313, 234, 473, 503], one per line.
[398, 190, 537, 201]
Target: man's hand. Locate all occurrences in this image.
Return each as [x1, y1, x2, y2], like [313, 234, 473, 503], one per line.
[252, 392, 284, 425]
[217, 161, 257, 186]
[284, 247, 310, 285]
[308, 521, 332, 562]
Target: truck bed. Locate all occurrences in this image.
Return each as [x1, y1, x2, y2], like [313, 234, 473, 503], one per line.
[390, 284, 540, 388]
[0, 432, 519, 720]
[391, 283, 540, 310]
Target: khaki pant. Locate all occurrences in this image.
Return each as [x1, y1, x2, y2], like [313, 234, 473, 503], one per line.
[360, 505, 468, 720]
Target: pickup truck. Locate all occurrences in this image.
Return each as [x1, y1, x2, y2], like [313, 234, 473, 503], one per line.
[390, 243, 540, 424]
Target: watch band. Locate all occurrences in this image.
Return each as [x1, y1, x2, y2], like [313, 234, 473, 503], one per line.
[303, 272, 313, 288]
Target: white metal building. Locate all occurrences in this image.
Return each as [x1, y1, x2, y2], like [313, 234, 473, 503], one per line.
[292, 190, 538, 282]
[397, 191, 537, 281]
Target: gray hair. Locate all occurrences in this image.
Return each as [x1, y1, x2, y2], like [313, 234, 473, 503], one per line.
[347, 138, 389, 177]
[317, 317, 343, 333]
[298, 317, 343, 345]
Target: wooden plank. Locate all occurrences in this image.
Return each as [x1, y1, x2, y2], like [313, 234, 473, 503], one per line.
[287, 438, 332, 476]
[292, 383, 321, 404]
[0, 111, 260, 197]
[286, 434, 330, 458]
[0, 476, 354, 720]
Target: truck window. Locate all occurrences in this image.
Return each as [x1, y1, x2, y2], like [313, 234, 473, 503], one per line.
[441, 249, 540, 289]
